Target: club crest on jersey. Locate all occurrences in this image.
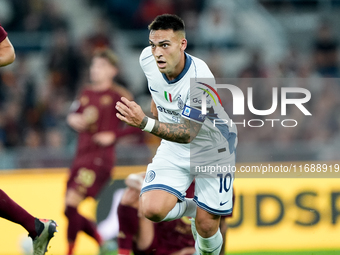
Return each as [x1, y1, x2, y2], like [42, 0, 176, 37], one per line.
[164, 91, 172, 102]
[177, 95, 184, 110]
[83, 106, 99, 124]
[80, 96, 89, 106]
[100, 95, 112, 106]
[145, 170, 156, 183]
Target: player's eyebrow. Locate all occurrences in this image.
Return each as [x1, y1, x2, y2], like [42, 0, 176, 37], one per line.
[149, 40, 171, 45]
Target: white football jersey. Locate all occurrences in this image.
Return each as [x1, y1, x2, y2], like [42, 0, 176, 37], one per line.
[140, 46, 237, 163]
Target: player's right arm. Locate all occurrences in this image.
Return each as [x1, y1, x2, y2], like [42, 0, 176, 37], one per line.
[67, 113, 88, 132]
[116, 97, 202, 143]
[67, 99, 88, 132]
[0, 25, 15, 67]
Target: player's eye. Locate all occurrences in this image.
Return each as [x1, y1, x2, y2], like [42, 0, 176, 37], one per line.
[162, 44, 169, 48]
[150, 43, 155, 48]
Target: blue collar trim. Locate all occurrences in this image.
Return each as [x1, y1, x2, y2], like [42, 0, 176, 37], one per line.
[162, 52, 192, 84]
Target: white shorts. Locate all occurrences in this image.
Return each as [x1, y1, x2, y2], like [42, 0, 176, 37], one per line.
[140, 142, 235, 216]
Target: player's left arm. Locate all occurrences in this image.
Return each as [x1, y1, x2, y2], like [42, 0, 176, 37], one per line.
[116, 97, 202, 144]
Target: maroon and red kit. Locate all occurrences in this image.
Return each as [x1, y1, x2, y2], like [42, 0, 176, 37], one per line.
[148, 182, 195, 254]
[0, 24, 7, 43]
[0, 24, 42, 240]
[118, 206, 195, 255]
[118, 183, 196, 255]
[67, 87, 126, 197]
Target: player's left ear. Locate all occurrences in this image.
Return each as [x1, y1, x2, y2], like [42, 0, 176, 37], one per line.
[180, 38, 187, 52]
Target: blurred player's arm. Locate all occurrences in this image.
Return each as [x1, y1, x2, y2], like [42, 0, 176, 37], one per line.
[0, 26, 15, 67]
[67, 100, 88, 132]
[67, 100, 116, 145]
[94, 90, 141, 145]
[116, 97, 202, 143]
[92, 131, 116, 146]
[67, 113, 88, 132]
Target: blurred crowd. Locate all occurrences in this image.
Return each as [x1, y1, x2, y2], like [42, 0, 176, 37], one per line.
[87, 0, 206, 30]
[0, 0, 339, 167]
[1, 0, 68, 32]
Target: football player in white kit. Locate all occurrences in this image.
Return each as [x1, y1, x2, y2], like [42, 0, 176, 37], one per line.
[116, 14, 237, 255]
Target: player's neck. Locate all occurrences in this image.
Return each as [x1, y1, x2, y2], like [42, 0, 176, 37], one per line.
[166, 53, 186, 81]
[91, 80, 112, 91]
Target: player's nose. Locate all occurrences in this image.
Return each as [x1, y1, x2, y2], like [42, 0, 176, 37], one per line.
[154, 47, 163, 58]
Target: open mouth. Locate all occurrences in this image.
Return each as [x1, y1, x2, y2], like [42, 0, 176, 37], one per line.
[157, 60, 166, 68]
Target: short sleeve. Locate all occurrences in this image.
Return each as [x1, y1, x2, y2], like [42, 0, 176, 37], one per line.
[69, 90, 86, 113]
[69, 100, 81, 113]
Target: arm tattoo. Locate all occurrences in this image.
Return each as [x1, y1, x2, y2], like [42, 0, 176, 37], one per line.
[139, 116, 148, 129]
[150, 117, 202, 143]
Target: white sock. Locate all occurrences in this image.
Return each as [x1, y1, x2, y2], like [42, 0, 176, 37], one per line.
[162, 198, 197, 221]
[196, 229, 223, 255]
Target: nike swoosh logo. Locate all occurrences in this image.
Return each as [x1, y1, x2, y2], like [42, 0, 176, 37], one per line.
[220, 200, 229, 206]
[150, 87, 158, 92]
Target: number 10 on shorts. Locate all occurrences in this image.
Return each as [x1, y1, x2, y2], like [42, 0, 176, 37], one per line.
[217, 173, 232, 193]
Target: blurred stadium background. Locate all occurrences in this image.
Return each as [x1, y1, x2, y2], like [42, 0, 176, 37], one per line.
[0, 0, 340, 254]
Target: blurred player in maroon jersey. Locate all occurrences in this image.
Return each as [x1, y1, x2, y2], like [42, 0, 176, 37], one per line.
[0, 24, 57, 255]
[0, 25, 15, 66]
[65, 48, 137, 255]
[118, 173, 229, 255]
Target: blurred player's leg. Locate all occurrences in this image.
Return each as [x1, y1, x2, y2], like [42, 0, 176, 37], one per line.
[117, 204, 139, 255]
[32, 219, 58, 255]
[64, 189, 102, 255]
[0, 189, 37, 236]
[118, 187, 154, 255]
[0, 189, 57, 255]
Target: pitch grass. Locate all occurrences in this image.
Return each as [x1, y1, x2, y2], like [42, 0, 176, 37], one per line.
[227, 251, 340, 255]
[106, 250, 340, 255]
